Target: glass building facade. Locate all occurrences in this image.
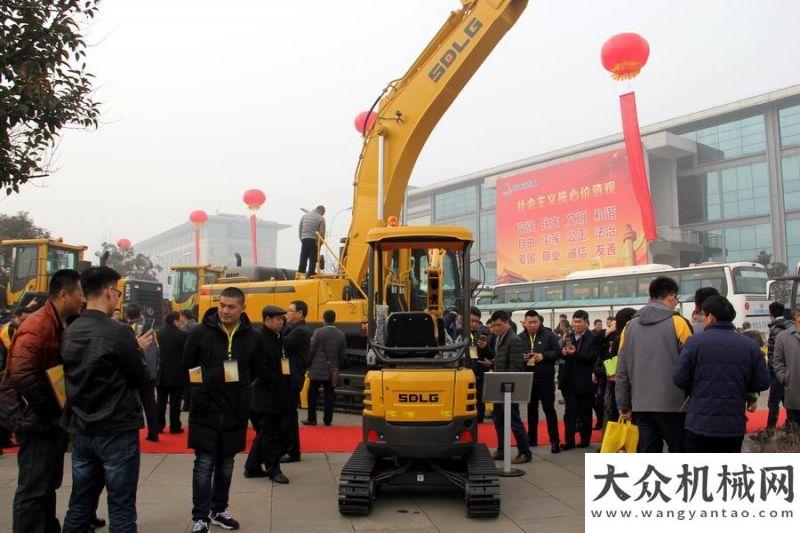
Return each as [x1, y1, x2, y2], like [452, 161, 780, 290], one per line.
[406, 86, 800, 286]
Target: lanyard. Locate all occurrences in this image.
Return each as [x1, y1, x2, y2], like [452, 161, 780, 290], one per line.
[529, 332, 538, 349]
[224, 324, 239, 360]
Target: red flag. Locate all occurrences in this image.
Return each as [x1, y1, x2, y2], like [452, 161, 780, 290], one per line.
[620, 92, 657, 241]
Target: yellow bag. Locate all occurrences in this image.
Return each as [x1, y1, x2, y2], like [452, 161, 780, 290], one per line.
[299, 373, 311, 409]
[600, 418, 639, 453]
[46, 364, 67, 408]
[603, 356, 617, 377]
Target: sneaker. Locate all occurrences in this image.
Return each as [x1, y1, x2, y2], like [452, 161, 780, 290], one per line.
[210, 509, 240, 530]
[192, 520, 209, 533]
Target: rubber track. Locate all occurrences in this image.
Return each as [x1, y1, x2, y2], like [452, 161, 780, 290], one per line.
[338, 443, 376, 515]
[465, 444, 501, 517]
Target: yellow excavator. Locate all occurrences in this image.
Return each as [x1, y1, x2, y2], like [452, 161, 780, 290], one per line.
[197, 0, 528, 415]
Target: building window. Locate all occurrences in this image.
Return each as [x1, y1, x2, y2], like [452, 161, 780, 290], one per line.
[678, 161, 769, 224]
[782, 154, 800, 212]
[780, 105, 800, 148]
[787, 219, 800, 271]
[480, 182, 496, 210]
[434, 186, 477, 220]
[407, 215, 431, 226]
[407, 196, 431, 220]
[680, 115, 766, 164]
[710, 223, 772, 263]
[439, 215, 479, 253]
[480, 212, 496, 254]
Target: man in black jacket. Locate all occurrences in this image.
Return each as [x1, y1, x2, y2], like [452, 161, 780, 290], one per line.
[559, 310, 597, 450]
[157, 311, 188, 434]
[182, 286, 268, 532]
[245, 305, 291, 483]
[519, 310, 562, 453]
[489, 310, 531, 464]
[766, 301, 789, 431]
[279, 300, 311, 463]
[454, 307, 494, 421]
[61, 267, 151, 532]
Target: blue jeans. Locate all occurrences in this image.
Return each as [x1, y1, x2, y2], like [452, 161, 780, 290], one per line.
[13, 426, 68, 533]
[62, 430, 140, 533]
[492, 402, 530, 457]
[192, 445, 235, 521]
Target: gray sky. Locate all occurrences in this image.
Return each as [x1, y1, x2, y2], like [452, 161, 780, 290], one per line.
[2, 0, 799, 268]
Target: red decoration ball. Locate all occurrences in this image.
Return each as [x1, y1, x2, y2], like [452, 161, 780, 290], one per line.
[116, 238, 131, 250]
[189, 210, 208, 225]
[601, 33, 650, 80]
[354, 111, 377, 134]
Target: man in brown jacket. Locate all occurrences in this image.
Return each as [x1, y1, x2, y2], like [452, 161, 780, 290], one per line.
[0, 270, 84, 533]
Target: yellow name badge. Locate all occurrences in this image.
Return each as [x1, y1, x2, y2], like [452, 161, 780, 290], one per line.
[469, 346, 479, 359]
[188, 366, 203, 384]
[223, 360, 240, 383]
[281, 357, 291, 375]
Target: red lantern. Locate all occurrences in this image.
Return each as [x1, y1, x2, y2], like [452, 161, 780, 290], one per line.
[354, 111, 377, 135]
[189, 210, 208, 226]
[116, 238, 131, 250]
[601, 33, 650, 80]
[242, 189, 266, 211]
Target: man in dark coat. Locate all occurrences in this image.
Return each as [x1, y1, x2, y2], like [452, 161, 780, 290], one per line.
[245, 305, 291, 483]
[182, 287, 267, 533]
[304, 309, 346, 426]
[279, 300, 311, 463]
[0, 270, 84, 533]
[673, 295, 770, 452]
[519, 310, 562, 453]
[489, 310, 531, 463]
[559, 310, 597, 449]
[124, 303, 160, 442]
[157, 311, 188, 434]
[766, 301, 789, 430]
[61, 267, 151, 533]
[454, 307, 494, 421]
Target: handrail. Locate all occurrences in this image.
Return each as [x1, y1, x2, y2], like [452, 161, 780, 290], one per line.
[315, 231, 368, 300]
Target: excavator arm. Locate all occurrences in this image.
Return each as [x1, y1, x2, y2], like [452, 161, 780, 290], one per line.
[340, 0, 528, 284]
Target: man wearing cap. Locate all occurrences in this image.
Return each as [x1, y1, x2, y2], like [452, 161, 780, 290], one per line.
[245, 305, 291, 483]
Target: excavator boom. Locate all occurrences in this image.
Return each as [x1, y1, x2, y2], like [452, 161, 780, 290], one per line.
[340, 0, 528, 284]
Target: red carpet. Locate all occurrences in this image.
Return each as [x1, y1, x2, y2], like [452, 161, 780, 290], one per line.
[2, 409, 782, 454]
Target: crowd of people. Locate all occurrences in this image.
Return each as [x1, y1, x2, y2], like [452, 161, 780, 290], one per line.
[0, 266, 798, 531]
[451, 275, 793, 460]
[0, 266, 345, 532]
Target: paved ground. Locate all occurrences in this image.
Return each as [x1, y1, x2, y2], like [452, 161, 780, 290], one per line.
[0, 394, 772, 532]
[0, 442, 588, 533]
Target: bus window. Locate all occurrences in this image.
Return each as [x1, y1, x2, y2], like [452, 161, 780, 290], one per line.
[534, 283, 563, 301]
[565, 280, 599, 300]
[601, 277, 637, 299]
[679, 268, 727, 297]
[732, 266, 768, 294]
[506, 287, 532, 303]
[637, 275, 657, 297]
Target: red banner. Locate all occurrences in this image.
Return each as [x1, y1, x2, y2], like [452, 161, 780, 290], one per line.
[620, 91, 657, 241]
[495, 149, 649, 283]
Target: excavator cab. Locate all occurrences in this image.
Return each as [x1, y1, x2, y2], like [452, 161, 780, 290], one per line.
[338, 226, 500, 518]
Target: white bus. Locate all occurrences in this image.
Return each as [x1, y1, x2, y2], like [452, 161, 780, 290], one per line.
[481, 262, 771, 335]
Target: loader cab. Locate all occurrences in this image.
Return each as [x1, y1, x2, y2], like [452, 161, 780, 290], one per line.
[2, 239, 87, 310]
[170, 265, 225, 312]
